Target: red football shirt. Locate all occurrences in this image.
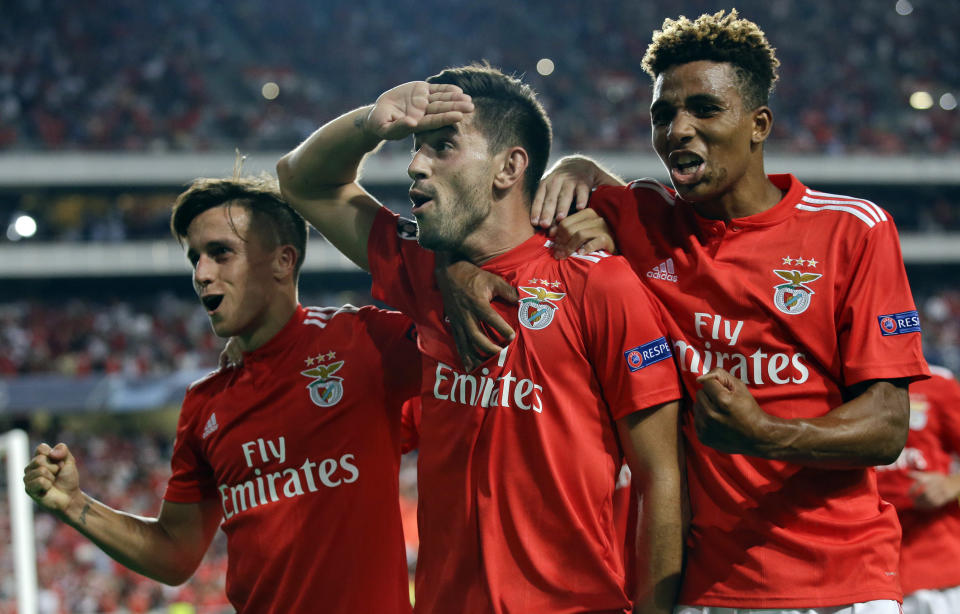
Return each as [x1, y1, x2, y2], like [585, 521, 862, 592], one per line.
[877, 366, 960, 594]
[164, 304, 420, 614]
[368, 207, 682, 614]
[591, 174, 930, 608]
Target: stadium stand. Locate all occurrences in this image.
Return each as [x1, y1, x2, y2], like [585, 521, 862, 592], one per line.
[1, 0, 957, 154]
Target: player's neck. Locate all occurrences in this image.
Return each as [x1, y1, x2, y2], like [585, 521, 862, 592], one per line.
[694, 167, 783, 221]
[460, 198, 536, 265]
[236, 289, 298, 353]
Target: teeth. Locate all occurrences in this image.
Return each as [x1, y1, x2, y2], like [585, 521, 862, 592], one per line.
[676, 153, 702, 167]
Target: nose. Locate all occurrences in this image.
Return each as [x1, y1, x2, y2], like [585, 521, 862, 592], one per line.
[667, 110, 695, 145]
[407, 150, 430, 181]
[194, 255, 214, 290]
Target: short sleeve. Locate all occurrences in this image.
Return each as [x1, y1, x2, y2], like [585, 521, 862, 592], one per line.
[837, 218, 929, 385]
[367, 206, 437, 322]
[933, 373, 960, 454]
[589, 185, 626, 238]
[582, 257, 682, 421]
[361, 304, 421, 401]
[164, 398, 218, 503]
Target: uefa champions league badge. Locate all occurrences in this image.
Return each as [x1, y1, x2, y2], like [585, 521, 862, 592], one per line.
[518, 282, 566, 330]
[772, 268, 822, 315]
[301, 351, 344, 407]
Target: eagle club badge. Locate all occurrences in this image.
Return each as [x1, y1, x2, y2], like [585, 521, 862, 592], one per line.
[773, 269, 821, 315]
[518, 284, 566, 330]
[300, 359, 345, 408]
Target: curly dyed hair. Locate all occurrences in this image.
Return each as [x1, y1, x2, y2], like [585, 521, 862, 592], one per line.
[170, 174, 308, 278]
[642, 9, 780, 109]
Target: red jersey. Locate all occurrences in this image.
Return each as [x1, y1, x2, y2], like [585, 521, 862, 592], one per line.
[367, 207, 682, 614]
[164, 304, 420, 614]
[877, 366, 960, 594]
[590, 174, 930, 608]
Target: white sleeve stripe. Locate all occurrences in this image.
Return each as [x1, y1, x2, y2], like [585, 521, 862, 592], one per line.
[303, 318, 329, 328]
[805, 189, 887, 222]
[631, 178, 675, 205]
[801, 195, 883, 223]
[795, 203, 876, 227]
[929, 365, 955, 379]
[570, 253, 601, 263]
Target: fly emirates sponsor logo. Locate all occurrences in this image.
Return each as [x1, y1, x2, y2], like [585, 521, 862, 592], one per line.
[674, 313, 810, 385]
[218, 436, 358, 519]
[432, 346, 545, 413]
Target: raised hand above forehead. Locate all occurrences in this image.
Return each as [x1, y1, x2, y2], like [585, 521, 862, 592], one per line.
[366, 82, 474, 141]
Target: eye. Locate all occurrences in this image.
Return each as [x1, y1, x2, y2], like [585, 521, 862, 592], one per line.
[693, 103, 721, 117]
[435, 139, 454, 152]
[212, 246, 231, 261]
[651, 109, 673, 126]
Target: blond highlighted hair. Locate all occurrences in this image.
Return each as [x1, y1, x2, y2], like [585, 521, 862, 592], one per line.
[642, 9, 780, 109]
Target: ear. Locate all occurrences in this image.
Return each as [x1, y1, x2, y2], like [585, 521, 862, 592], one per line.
[493, 147, 529, 191]
[272, 244, 298, 281]
[751, 106, 774, 145]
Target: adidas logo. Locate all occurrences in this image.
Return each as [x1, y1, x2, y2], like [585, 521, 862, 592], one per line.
[202, 413, 219, 439]
[647, 258, 678, 283]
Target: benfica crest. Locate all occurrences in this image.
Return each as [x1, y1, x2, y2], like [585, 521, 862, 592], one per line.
[300, 360, 345, 407]
[773, 269, 821, 315]
[518, 285, 566, 330]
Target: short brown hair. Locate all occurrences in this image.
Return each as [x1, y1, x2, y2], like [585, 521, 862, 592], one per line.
[427, 62, 552, 203]
[642, 9, 780, 109]
[170, 175, 308, 277]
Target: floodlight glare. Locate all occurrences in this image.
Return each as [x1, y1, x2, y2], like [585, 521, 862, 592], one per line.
[536, 59, 555, 76]
[909, 91, 934, 110]
[13, 214, 37, 238]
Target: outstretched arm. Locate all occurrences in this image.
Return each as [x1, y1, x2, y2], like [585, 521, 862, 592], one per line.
[617, 402, 685, 614]
[277, 82, 473, 270]
[694, 369, 909, 467]
[24, 442, 221, 585]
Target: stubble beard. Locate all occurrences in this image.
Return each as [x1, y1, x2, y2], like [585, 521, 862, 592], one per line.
[415, 190, 490, 254]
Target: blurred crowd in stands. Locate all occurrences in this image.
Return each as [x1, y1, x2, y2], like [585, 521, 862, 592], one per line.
[0, 426, 419, 614]
[2, 0, 957, 155]
[0, 290, 374, 376]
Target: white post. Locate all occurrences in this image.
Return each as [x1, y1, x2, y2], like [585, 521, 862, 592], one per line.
[3, 429, 38, 614]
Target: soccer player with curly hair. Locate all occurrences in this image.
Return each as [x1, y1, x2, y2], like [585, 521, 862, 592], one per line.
[443, 10, 931, 614]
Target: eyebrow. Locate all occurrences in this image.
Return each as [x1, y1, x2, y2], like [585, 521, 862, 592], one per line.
[413, 125, 459, 148]
[186, 240, 232, 262]
[652, 92, 725, 110]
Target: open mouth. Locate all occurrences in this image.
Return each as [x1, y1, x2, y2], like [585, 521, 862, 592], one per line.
[201, 294, 224, 313]
[670, 152, 706, 185]
[409, 189, 434, 213]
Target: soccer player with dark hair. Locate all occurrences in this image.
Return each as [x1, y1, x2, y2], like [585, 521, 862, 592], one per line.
[877, 365, 960, 614]
[24, 175, 421, 614]
[442, 11, 930, 614]
[277, 63, 685, 614]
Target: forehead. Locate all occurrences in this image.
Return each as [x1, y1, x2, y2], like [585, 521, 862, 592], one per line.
[652, 60, 742, 104]
[414, 114, 488, 147]
[185, 204, 251, 246]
